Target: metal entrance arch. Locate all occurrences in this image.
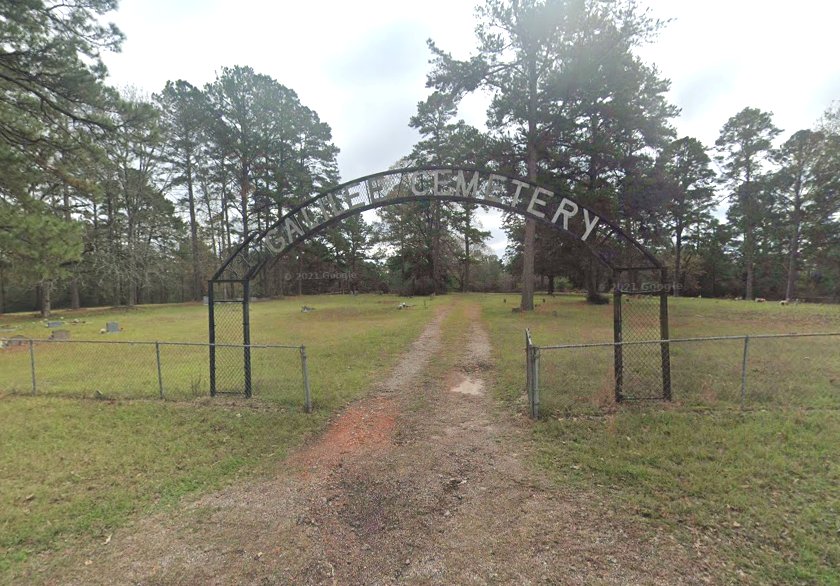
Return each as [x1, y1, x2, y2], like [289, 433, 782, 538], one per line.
[208, 166, 671, 403]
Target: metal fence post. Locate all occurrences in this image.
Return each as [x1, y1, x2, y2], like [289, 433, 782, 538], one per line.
[208, 281, 216, 397]
[155, 341, 164, 399]
[242, 280, 252, 398]
[740, 335, 750, 410]
[525, 329, 532, 407]
[29, 339, 36, 395]
[613, 286, 623, 402]
[300, 345, 312, 413]
[531, 346, 540, 419]
[660, 289, 672, 401]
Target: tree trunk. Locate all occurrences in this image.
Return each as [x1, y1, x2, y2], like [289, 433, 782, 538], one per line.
[70, 280, 80, 310]
[279, 262, 286, 297]
[785, 180, 803, 301]
[62, 184, 81, 310]
[586, 259, 601, 301]
[106, 189, 121, 306]
[742, 165, 755, 301]
[432, 202, 442, 293]
[462, 205, 471, 293]
[744, 218, 754, 301]
[41, 281, 52, 318]
[584, 115, 605, 303]
[674, 225, 683, 297]
[222, 193, 232, 253]
[520, 48, 538, 312]
[127, 214, 137, 307]
[0, 265, 5, 313]
[187, 157, 203, 300]
[201, 183, 218, 259]
[240, 161, 250, 256]
[547, 275, 555, 295]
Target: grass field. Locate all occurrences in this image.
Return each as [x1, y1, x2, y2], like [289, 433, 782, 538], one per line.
[477, 293, 840, 583]
[0, 294, 441, 579]
[1, 293, 839, 582]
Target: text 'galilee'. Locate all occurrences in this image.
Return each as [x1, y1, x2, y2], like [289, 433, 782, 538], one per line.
[262, 169, 601, 254]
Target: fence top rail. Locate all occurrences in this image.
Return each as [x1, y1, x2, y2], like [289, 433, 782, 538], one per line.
[0, 337, 303, 350]
[537, 331, 840, 350]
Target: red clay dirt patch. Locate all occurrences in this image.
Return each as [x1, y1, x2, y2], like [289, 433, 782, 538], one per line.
[289, 396, 397, 477]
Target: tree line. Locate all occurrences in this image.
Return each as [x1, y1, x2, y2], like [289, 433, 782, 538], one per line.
[1, 0, 838, 317]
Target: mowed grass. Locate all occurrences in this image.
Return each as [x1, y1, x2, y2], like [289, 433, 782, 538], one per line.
[478, 293, 840, 583]
[0, 294, 443, 580]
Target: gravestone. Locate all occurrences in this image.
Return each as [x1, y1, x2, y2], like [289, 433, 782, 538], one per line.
[106, 322, 120, 333]
[46, 321, 63, 328]
[202, 296, 209, 306]
[6, 335, 28, 347]
[50, 329, 70, 341]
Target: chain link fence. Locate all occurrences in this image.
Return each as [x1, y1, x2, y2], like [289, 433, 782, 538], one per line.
[615, 292, 669, 400]
[527, 332, 840, 417]
[0, 338, 310, 409]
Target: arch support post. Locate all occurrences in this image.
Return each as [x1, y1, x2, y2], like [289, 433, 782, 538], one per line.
[613, 274, 624, 402]
[243, 279, 252, 398]
[659, 269, 672, 401]
[209, 280, 216, 396]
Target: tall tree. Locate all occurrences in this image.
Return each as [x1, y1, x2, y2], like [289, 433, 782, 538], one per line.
[548, 2, 675, 299]
[203, 66, 339, 274]
[0, 0, 121, 313]
[205, 67, 265, 247]
[0, 197, 83, 316]
[155, 80, 210, 300]
[426, 0, 570, 309]
[100, 92, 169, 306]
[775, 129, 826, 300]
[715, 107, 781, 300]
[694, 218, 736, 298]
[654, 137, 715, 295]
[427, 0, 672, 307]
[408, 92, 489, 292]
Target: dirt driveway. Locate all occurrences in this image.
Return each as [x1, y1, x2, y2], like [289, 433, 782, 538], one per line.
[43, 302, 714, 584]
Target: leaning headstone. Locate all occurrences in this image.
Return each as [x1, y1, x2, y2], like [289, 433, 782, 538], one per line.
[46, 320, 63, 328]
[106, 322, 120, 333]
[50, 329, 70, 341]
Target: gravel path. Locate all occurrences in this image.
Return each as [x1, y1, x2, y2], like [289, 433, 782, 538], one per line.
[42, 301, 714, 584]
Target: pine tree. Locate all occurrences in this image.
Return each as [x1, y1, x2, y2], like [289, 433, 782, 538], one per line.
[427, 0, 673, 306]
[715, 107, 781, 300]
[655, 137, 715, 295]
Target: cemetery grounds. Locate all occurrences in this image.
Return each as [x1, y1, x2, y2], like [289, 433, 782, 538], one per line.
[0, 294, 838, 583]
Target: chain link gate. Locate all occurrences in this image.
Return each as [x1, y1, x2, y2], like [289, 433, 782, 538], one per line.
[613, 269, 672, 401]
[208, 279, 252, 397]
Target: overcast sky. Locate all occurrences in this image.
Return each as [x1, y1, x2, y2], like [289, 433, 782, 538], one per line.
[101, 0, 840, 256]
